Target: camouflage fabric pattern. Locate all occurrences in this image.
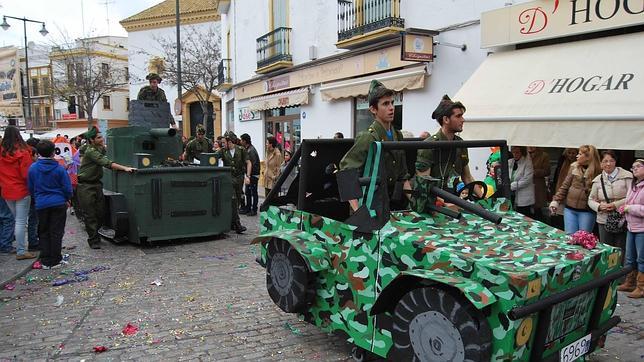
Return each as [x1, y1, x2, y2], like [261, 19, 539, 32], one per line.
[254, 199, 621, 361]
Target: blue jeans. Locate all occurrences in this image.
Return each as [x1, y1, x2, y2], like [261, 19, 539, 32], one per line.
[6, 196, 31, 255]
[0, 197, 14, 251]
[563, 207, 596, 235]
[28, 198, 39, 248]
[625, 231, 644, 273]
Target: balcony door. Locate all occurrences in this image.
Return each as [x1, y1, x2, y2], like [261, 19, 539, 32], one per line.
[271, 0, 288, 29]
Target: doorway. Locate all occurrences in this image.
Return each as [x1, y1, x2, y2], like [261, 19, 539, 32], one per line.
[265, 107, 300, 153]
[189, 102, 214, 139]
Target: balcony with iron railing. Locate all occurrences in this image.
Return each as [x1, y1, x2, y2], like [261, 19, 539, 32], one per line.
[217, 58, 232, 91]
[256, 27, 293, 74]
[337, 0, 404, 49]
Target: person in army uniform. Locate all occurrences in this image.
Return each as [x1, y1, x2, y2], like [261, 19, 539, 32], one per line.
[183, 125, 213, 162]
[416, 95, 478, 193]
[215, 131, 252, 234]
[77, 127, 136, 249]
[339, 80, 411, 211]
[137, 73, 167, 102]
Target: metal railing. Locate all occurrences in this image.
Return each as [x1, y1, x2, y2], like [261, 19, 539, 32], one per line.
[256, 27, 292, 69]
[337, 0, 404, 42]
[217, 58, 232, 85]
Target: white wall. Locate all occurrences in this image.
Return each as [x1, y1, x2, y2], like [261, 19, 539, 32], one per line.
[225, 0, 268, 84]
[126, 21, 219, 116]
[300, 88, 353, 139]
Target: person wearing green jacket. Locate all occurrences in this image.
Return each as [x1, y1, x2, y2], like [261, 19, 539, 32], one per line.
[339, 80, 411, 211]
[77, 127, 136, 249]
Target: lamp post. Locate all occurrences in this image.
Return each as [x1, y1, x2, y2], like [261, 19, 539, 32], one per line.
[1, 15, 49, 129]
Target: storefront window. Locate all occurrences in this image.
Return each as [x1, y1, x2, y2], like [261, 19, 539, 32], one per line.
[265, 106, 300, 153]
[354, 93, 403, 136]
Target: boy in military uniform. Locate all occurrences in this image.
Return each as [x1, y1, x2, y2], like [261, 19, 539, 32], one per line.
[77, 127, 136, 249]
[183, 125, 213, 162]
[137, 73, 167, 102]
[215, 131, 251, 233]
[339, 80, 411, 211]
[416, 95, 477, 192]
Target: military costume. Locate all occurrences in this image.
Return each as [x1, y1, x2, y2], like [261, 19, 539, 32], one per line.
[339, 80, 409, 208]
[215, 131, 249, 233]
[77, 128, 112, 248]
[416, 129, 469, 191]
[137, 73, 167, 102]
[184, 137, 213, 162]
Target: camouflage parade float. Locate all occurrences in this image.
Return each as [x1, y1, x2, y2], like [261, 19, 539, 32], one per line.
[252, 138, 632, 361]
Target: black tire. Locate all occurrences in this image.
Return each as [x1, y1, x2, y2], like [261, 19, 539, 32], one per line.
[266, 239, 313, 313]
[391, 287, 491, 362]
[351, 346, 384, 362]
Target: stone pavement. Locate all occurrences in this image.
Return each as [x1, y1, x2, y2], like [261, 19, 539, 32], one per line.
[0, 209, 642, 361]
[0, 251, 38, 290]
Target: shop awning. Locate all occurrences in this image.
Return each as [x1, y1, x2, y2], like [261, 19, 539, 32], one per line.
[37, 127, 88, 140]
[248, 87, 309, 111]
[320, 64, 428, 101]
[456, 32, 644, 150]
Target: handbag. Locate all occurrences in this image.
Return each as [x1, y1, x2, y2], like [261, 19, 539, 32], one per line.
[600, 175, 626, 233]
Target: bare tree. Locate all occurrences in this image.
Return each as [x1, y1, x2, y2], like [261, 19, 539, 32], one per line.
[50, 36, 128, 127]
[155, 25, 222, 130]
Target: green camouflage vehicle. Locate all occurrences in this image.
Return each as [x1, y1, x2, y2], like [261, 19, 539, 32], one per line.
[252, 139, 631, 361]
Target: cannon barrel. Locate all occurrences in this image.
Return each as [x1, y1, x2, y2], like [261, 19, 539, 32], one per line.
[430, 186, 502, 225]
[149, 128, 177, 138]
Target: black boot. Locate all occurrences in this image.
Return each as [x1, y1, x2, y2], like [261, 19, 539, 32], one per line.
[234, 221, 247, 234]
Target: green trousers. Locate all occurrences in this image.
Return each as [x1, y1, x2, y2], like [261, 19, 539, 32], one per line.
[231, 178, 242, 226]
[77, 183, 104, 245]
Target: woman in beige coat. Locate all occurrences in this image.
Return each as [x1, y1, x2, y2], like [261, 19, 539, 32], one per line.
[263, 136, 283, 195]
[588, 150, 633, 250]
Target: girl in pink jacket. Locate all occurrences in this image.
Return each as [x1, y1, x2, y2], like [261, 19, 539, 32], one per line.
[617, 159, 644, 298]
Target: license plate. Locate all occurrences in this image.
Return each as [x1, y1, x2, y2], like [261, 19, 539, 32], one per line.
[560, 334, 591, 362]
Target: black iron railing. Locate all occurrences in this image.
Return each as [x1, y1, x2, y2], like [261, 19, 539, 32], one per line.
[256, 27, 292, 70]
[217, 58, 232, 85]
[337, 0, 404, 42]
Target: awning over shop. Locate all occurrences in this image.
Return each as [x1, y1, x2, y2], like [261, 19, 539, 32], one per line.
[320, 64, 428, 101]
[248, 87, 309, 111]
[456, 32, 644, 150]
[37, 127, 88, 140]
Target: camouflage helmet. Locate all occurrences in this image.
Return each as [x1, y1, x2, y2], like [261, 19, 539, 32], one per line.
[224, 130, 237, 141]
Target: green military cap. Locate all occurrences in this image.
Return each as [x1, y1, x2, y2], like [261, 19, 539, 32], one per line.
[432, 94, 466, 124]
[224, 130, 237, 141]
[146, 73, 162, 82]
[488, 150, 501, 164]
[84, 126, 99, 139]
[367, 79, 387, 106]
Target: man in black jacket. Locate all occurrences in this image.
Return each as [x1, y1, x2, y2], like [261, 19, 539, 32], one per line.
[240, 133, 260, 216]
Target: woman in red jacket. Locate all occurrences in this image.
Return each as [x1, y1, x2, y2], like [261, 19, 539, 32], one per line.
[0, 126, 35, 259]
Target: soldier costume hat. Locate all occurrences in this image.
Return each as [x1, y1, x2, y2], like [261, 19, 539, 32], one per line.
[367, 79, 392, 107]
[431, 94, 466, 124]
[146, 73, 162, 82]
[84, 126, 99, 139]
[224, 130, 237, 141]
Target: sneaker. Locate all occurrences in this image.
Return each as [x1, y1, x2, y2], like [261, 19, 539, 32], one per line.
[16, 252, 37, 260]
[42, 263, 61, 270]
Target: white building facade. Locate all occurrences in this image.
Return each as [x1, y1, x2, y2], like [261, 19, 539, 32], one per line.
[218, 0, 527, 173]
[51, 35, 130, 134]
[120, 0, 223, 138]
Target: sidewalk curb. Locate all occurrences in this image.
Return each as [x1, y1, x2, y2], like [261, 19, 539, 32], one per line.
[0, 259, 35, 290]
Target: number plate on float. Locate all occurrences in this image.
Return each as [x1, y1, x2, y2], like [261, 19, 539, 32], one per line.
[560, 333, 591, 362]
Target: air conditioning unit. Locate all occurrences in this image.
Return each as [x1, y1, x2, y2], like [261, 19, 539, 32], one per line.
[309, 45, 318, 60]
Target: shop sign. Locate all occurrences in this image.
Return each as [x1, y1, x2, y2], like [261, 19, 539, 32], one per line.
[523, 72, 635, 95]
[401, 33, 435, 62]
[264, 75, 290, 93]
[356, 92, 403, 110]
[482, 0, 644, 48]
[62, 113, 78, 120]
[239, 107, 261, 121]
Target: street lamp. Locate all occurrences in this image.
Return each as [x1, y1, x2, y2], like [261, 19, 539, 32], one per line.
[1, 15, 49, 129]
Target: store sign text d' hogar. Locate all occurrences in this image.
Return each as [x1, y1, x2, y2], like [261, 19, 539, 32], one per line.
[481, 0, 644, 47]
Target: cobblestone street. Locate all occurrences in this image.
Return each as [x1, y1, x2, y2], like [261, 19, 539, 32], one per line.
[0, 210, 642, 361]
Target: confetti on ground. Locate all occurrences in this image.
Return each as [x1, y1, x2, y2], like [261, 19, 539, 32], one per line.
[4, 283, 15, 291]
[237, 264, 248, 269]
[284, 322, 302, 335]
[122, 323, 139, 336]
[54, 295, 64, 307]
[93, 346, 108, 353]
